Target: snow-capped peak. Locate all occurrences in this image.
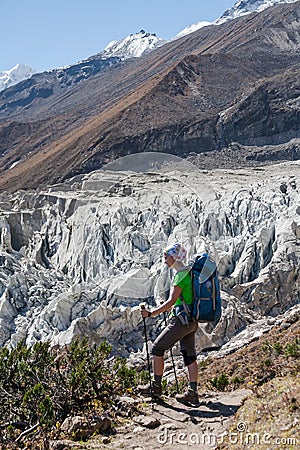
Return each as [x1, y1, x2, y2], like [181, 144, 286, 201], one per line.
[0, 63, 36, 92]
[174, 21, 211, 39]
[215, 0, 299, 24]
[1, 1, 298, 92]
[101, 30, 166, 59]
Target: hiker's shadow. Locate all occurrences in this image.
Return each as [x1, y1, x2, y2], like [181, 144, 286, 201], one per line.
[156, 398, 239, 421]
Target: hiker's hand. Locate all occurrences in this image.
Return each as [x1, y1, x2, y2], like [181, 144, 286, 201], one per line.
[140, 305, 151, 318]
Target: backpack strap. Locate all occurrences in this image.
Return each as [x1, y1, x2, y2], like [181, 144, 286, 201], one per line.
[179, 294, 191, 315]
[174, 268, 193, 321]
[211, 276, 216, 311]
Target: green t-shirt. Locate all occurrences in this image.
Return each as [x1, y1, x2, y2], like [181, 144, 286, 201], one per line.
[173, 269, 193, 307]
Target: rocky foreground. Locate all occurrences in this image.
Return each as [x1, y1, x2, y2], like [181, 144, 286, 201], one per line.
[49, 318, 299, 450]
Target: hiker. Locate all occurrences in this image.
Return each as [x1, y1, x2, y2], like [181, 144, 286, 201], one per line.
[139, 243, 199, 405]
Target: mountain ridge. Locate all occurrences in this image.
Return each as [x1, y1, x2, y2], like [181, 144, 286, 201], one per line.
[0, 1, 299, 192]
[216, 0, 299, 23]
[2, 0, 297, 92]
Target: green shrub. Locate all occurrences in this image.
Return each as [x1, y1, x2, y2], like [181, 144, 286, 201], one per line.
[210, 373, 229, 391]
[231, 376, 245, 386]
[0, 338, 144, 448]
[261, 358, 272, 367]
[284, 339, 300, 358]
[272, 342, 283, 354]
[161, 378, 185, 397]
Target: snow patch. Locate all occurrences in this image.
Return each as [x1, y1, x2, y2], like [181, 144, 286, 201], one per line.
[101, 30, 166, 59]
[0, 63, 36, 92]
[9, 161, 20, 170]
[215, 0, 299, 25]
[174, 21, 212, 39]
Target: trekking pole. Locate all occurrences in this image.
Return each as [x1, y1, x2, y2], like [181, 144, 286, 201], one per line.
[140, 304, 153, 396]
[162, 307, 180, 394]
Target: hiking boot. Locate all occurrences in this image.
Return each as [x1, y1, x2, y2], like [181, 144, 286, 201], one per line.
[138, 381, 162, 397]
[176, 388, 199, 406]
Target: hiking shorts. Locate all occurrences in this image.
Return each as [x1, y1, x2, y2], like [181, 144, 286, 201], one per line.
[152, 316, 198, 366]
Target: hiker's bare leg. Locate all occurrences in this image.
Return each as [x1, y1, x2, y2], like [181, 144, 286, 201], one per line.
[187, 360, 198, 382]
[153, 355, 164, 376]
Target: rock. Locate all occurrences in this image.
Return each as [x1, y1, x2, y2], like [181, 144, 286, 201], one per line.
[117, 395, 140, 407]
[49, 440, 82, 449]
[280, 321, 291, 330]
[133, 415, 161, 429]
[132, 426, 144, 433]
[162, 422, 180, 430]
[61, 416, 90, 438]
[60, 414, 111, 439]
[116, 395, 140, 417]
[90, 415, 111, 433]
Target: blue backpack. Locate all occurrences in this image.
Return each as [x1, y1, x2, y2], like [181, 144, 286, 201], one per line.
[189, 253, 221, 323]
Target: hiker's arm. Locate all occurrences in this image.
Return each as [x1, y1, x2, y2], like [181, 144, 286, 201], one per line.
[140, 285, 182, 318]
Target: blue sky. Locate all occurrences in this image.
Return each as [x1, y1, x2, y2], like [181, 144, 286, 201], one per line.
[1, 0, 234, 72]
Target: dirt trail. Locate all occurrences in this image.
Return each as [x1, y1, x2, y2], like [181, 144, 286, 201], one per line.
[104, 389, 252, 450]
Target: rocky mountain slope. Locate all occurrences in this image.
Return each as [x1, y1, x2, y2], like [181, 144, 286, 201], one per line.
[0, 1, 299, 192]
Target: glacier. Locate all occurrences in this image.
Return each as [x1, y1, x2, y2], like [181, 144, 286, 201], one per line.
[0, 153, 299, 366]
